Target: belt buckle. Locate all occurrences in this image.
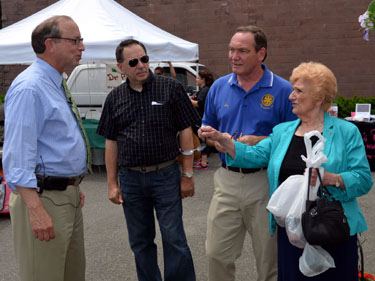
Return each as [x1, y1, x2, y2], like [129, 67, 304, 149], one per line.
[140, 166, 147, 173]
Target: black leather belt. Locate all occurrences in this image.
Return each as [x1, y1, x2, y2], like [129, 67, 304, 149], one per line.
[36, 174, 84, 193]
[125, 159, 176, 173]
[221, 163, 265, 174]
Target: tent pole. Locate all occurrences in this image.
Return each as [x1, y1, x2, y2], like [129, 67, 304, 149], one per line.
[196, 61, 199, 92]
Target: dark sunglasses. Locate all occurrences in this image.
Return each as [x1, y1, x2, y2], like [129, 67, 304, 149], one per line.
[128, 55, 149, 67]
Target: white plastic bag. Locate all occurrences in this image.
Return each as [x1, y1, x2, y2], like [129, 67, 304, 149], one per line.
[267, 131, 327, 248]
[267, 131, 335, 276]
[285, 131, 327, 248]
[301, 131, 328, 168]
[299, 243, 335, 276]
[266, 174, 304, 227]
[284, 172, 310, 248]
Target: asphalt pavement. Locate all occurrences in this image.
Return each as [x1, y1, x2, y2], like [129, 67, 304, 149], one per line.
[1, 153, 374, 281]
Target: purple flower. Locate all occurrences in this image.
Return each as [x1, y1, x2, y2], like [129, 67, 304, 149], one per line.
[363, 29, 370, 40]
[359, 1, 375, 40]
[359, 12, 369, 28]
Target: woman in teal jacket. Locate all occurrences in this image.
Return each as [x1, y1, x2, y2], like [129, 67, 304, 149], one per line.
[199, 62, 373, 281]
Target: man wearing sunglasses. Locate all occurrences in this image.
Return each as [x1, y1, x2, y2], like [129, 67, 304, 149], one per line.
[97, 39, 200, 281]
[3, 16, 87, 281]
[201, 26, 297, 281]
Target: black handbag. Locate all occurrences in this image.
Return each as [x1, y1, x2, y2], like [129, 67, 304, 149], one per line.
[301, 168, 350, 246]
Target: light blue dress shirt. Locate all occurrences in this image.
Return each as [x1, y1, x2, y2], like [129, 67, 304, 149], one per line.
[3, 58, 87, 190]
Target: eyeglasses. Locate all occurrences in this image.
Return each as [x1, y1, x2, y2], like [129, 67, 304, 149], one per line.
[51, 37, 84, 45]
[128, 55, 149, 67]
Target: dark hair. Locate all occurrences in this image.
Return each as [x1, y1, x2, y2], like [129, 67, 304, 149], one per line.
[198, 69, 215, 87]
[154, 66, 164, 74]
[236, 25, 268, 61]
[115, 39, 147, 63]
[31, 15, 73, 54]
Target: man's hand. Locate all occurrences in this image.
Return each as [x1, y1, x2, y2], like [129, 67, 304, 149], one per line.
[17, 187, 55, 241]
[108, 183, 123, 204]
[79, 191, 85, 208]
[236, 135, 267, 146]
[105, 139, 123, 204]
[180, 176, 195, 198]
[28, 204, 55, 241]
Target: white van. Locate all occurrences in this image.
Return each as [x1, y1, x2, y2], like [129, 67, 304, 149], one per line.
[67, 62, 213, 117]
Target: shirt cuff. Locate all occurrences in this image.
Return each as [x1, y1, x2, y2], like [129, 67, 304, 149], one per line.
[6, 168, 37, 190]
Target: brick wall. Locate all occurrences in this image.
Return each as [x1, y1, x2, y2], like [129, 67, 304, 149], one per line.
[1, 0, 374, 97]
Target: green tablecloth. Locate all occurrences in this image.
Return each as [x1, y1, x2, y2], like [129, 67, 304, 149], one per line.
[82, 119, 105, 149]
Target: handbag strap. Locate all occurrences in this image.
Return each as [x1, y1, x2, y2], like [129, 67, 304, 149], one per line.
[306, 167, 313, 201]
[306, 168, 335, 201]
[315, 169, 336, 200]
[358, 237, 365, 281]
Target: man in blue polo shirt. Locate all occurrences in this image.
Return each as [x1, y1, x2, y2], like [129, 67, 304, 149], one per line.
[202, 25, 296, 281]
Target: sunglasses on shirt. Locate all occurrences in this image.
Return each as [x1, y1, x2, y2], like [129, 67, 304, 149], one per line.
[128, 55, 149, 67]
[231, 131, 243, 139]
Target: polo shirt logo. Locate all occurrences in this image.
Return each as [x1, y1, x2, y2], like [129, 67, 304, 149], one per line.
[260, 94, 274, 109]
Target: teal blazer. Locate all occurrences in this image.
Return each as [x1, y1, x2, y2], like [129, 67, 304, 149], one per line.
[226, 113, 373, 236]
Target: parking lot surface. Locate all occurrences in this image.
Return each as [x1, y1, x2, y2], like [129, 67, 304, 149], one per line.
[1, 153, 374, 280]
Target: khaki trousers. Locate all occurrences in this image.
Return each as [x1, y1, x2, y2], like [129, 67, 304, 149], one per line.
[10, 186, 85, 281]
[206, 168, 277, 281]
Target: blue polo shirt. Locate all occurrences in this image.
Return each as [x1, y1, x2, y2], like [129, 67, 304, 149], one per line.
[202, 64, 297, 163]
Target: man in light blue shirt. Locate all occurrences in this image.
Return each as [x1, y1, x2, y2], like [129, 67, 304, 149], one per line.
[3, 16, 87, 281]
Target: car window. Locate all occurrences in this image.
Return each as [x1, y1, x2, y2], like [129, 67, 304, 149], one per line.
[190, 65, 219, 80]
[163, 67, 188, 89]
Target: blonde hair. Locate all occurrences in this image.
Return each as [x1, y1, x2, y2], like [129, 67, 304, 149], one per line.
[290, 62, 337, 111]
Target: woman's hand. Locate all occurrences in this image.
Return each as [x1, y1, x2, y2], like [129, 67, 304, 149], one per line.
[199, 126, 236, 158]
[308, 168, 319, 187]
[308, 168, 345, 189]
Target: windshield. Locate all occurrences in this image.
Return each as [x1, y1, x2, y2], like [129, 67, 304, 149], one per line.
[190, 65, 219, 80]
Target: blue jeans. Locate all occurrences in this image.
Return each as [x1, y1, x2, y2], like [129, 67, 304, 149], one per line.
[119, 162, 196, 281]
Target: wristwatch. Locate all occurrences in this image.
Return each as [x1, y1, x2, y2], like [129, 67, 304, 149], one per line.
[182, 172, 193, 179]
[335, 175, 340, 188]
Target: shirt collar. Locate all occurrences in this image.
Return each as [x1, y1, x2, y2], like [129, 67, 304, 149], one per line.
[125, 70, 154, 91]
[227, 64, 274, 90]
[34, 57, 63, 89]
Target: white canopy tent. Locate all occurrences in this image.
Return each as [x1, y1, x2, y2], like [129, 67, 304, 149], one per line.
[0, 0, 199, 64]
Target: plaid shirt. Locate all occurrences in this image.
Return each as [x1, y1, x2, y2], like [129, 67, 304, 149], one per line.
[97, 72, 201, 167]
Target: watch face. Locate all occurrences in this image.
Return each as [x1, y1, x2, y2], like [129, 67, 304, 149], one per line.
[335, 177, 340, 187]
[183, 172, 193, 178]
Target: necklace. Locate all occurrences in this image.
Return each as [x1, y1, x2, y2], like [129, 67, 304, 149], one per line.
[296, 122, 324, 136]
